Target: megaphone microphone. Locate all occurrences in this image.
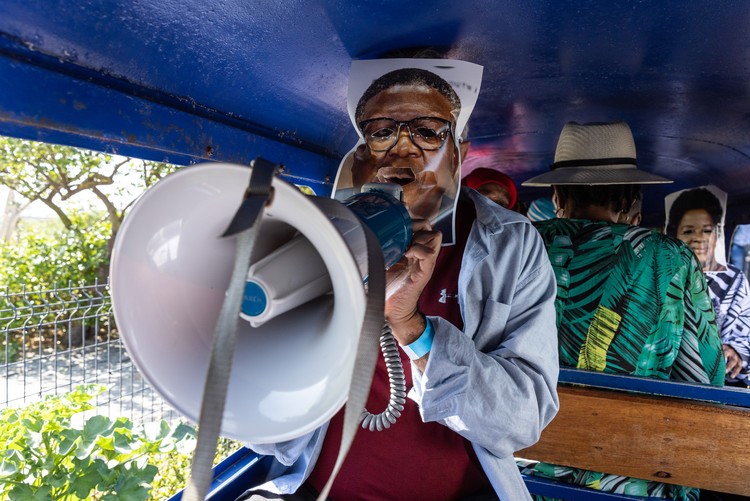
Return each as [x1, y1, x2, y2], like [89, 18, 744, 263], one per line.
[240, 182, 410, 326]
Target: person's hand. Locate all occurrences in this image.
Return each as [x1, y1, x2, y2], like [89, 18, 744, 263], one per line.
[384, 219, 442, 346]
[723, 344, 743, 379]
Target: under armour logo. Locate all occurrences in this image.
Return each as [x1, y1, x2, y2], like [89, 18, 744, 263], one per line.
[439, 289, 458, 304]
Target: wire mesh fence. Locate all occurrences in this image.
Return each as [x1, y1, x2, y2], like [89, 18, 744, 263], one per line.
[0, 280, 180, 425]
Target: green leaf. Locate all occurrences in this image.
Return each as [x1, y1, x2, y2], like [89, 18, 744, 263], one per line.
[31, 485, 52, 501]
[141, 463, 158, 483]
[21, 417, 43, 433]
[75, 416, 113, 460]
[143, 420, 171, 442]
[112, 473, 150, 501]
[96, 458, 117, 485]
[23, 430, 42, 451]
[171, 423, 197, 455]
[40, 454, 55, 474]
[46, 470, 69, 488]
[113, 416, 134, 431]
[57, 429, 80, 456]
[171, 422, 197, 441]
[74, 438, 97, 460]
[0, 456, 19, 478]
[113, 430, 137, 454]
[97, 434, 116, 452]
[83, 415, 113, 440]
[8, 484, 34, 501]
[68, 467, 101, 499]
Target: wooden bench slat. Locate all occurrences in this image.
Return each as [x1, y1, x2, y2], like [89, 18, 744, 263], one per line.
[517, 385, 750, 496]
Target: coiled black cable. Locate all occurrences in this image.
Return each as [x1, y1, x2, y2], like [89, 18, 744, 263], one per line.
[360, 323, 407, 431]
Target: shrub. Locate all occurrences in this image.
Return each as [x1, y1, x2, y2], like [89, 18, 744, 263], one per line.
[0, 212, 111, 290]
[0, 385, 199, 500]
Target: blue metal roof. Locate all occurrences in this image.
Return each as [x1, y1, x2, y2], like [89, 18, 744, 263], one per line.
[1, 1, 749, 202]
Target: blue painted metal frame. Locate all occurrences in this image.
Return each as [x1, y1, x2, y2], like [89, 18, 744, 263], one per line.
[522, 474, 659, 501]
[558, 367, 750, 407]
[0, 33, 339, 196]
[168, 448, 273, 501]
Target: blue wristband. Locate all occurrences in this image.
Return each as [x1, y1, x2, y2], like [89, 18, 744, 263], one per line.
[400, 318, 434, 360]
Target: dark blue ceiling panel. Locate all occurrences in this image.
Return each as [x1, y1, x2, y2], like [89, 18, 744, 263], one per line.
[0, 0, 748, 201]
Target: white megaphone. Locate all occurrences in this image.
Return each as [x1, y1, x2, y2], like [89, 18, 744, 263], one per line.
[110, 162, 411, 444]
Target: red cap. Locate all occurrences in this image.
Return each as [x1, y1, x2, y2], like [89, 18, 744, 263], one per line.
[462, 168, 517, 208]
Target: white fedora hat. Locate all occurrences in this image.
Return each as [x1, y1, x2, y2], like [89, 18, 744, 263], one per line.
[523, 121, 672, 186]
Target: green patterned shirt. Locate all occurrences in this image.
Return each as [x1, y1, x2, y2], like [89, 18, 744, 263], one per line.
[535, 218, 724, 384]
[520, 219, 725, 500]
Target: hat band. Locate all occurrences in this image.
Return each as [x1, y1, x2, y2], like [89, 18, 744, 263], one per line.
[550, 157, 637, 170]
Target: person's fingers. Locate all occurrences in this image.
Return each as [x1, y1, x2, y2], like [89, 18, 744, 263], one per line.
[410, 218, 433, 233]
[728, 354, 743, 378]
[728, 359, 741, 378]
[404, 231, 442, 260]
[405, 218, 441, 257]
[723, 345, 743, 378]
[409, 229, 442, 247]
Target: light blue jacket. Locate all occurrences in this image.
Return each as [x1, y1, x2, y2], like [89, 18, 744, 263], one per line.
[247, 189, 560, 500]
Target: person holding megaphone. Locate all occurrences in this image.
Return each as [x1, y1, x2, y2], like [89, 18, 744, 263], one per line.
[241, 55, 560, 501]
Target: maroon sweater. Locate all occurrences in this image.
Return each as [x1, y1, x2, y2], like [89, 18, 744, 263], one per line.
[307, 197, 489, 500]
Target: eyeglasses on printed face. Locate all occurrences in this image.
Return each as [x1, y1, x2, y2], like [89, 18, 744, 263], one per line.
[358, 116, 453, 152]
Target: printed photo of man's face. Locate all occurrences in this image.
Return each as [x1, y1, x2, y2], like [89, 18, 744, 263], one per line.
[333, 59, 482, 245]
[353, 76, 461, 223]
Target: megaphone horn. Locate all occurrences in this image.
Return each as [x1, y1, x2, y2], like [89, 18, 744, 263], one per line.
[111, 161, 411, 444]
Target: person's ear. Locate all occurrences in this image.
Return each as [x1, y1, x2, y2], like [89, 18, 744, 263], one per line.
[552, 186, 560, 211]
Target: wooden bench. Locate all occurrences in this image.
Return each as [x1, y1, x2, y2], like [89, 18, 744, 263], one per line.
[518, 368, 750, 499]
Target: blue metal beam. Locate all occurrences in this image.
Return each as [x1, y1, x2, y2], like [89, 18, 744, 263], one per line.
[168, 448, 273, 501]
[558, 367, 750, 407]
[0, 34, 340, 195]
[523, 474, 659, 501]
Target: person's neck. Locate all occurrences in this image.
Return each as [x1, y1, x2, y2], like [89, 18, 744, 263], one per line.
[566, 204, 620, 223]
[704, 259, 725, 273]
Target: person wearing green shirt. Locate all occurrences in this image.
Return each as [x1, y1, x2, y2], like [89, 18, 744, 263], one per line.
[519, 121, 725, 500]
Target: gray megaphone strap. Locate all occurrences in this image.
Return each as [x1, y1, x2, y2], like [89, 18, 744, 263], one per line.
[183, 158, 276, 501]
[309, 197, 384, 501]
[183, 160, 385, 501]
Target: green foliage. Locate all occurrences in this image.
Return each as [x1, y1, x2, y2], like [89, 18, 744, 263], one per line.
[0, 139, 113, 210]
[0, 136, 179, 278]
[0, 212, 110, 289]
[0, 385, 200, 500]
[0, 137, 178, 230]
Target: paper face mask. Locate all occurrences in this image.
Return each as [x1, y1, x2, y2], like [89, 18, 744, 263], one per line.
[665, 184, 728, 269]
[332, 58, 483, 245]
